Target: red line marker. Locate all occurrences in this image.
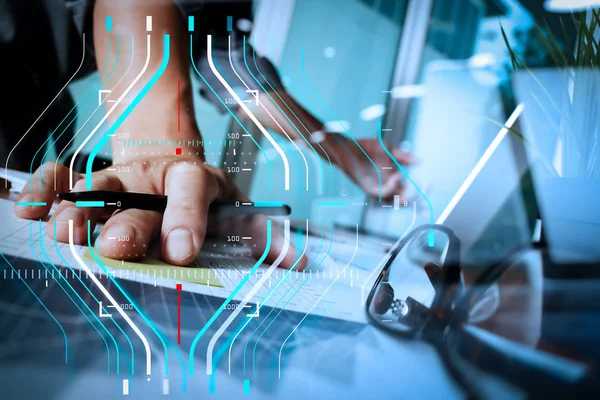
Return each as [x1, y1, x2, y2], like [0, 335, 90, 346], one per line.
[175, 147, 182, 155]
[176, 283, 182, 344]
[177, 80, 181, 132]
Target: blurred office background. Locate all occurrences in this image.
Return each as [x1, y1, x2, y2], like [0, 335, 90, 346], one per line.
[67, 0, 580, 237]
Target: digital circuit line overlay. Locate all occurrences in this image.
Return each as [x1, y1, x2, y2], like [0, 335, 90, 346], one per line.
[50, 34, 135, 189]
[4, 34, 86, 187]
[209, 36, 304, 193]
[0, 252, 69, 363]
[360, 201, 417, 305]
[85, 33, 171, 185]
[53, 220, 135, 375]
[85, 222, 189, 390]
[206, 220, 290, 391]
[377, 121, 436, 246]
[69, 33, 153, 189]
[32, 221, 116, 374]
[301, 49, 384, 202]
[189, 220, 272, 375]
[33, 34, 119, 189]
[206, 34, 291, 190]
[248, 36, 334, 196]
[68, 220, 153, 376]
[230, 220, 310, 375]
[278, 225, 359, 379]
[250, 223, 333, 374]
[231, 36, 310, 191]
[188, 29, 272, 190]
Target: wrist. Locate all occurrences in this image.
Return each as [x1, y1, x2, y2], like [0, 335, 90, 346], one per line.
[311, 131, 346, 167]
[111, 122, 205, 164]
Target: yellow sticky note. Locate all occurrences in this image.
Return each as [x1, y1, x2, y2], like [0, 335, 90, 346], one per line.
[82, 248, 223, 288]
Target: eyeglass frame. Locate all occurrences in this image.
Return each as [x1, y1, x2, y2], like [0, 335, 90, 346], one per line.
[364, 223, 597, 398]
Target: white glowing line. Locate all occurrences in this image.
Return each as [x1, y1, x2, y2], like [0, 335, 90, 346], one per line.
[69, 35, 152, 189]
[68, 220, 152, 375]
[206, 220, 290, 375]
[436, 104, 524, 225]
[54, 35, 136, 190]
[207, 35, 290, 190]
[278, 225, 359, 379]
[227, 36, 309, 191]
[4, 35, 86, 187]
[227, 219, 309, 374]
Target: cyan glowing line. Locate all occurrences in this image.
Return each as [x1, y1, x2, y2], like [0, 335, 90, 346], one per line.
[215, 35, 300, 191]
[377, 121, 435, 246]
[278, 225, 359, 379]
[70, 33, 152, 189]
[250, 36, 333, 195]
[301, 49, 383, 201]
[86, 34, 171, 188]
[253, 201, 283, 207]
[254, 224, 334, 373]
[18, 202, 46, 207]
[85, 222, 188, 389]
[0, 253, 68, 363]
[206, 34, 290, 190]
[206, 220, 289, 386]
[35, 221, 114, 373]
[360, 201, 417, 305]
[69, 221, 152, 375]
[236, 36, 309, 191]
[189, 220, 272, 375]
[76, 201, 105, 207]
[53, 220, 135, 375]
[231, 224, 308, 375]
[189, 34, 271, 189]
[240, 221, 323, 373]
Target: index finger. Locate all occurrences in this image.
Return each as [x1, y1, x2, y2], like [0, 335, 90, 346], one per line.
[160, 162, 220, 266]
[14, 162, 81, 220]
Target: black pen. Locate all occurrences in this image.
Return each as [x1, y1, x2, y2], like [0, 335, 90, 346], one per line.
[57, 190, 291, 216]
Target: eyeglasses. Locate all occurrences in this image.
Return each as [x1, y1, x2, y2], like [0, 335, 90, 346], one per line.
[365, 224, 597, 398]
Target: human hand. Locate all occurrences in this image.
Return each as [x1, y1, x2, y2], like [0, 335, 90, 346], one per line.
[322, 133, 416, 201]
[14, 158, 305, 269]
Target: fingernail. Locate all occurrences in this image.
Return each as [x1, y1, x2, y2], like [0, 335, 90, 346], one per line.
[56, 208, 84, 227]
[103, 223, 136, 243]
[166, 229, 194, 262]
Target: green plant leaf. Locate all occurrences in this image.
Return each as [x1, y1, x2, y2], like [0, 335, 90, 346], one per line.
[479, 115, 525, 142]
[559, 17, 576, 66]
[500, 22, 519, 70]
[572, 12, 587, 66]
[538, 19, 568, 67]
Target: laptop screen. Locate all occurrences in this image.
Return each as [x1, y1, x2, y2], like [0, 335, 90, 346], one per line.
[436, 105, 537, 266]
